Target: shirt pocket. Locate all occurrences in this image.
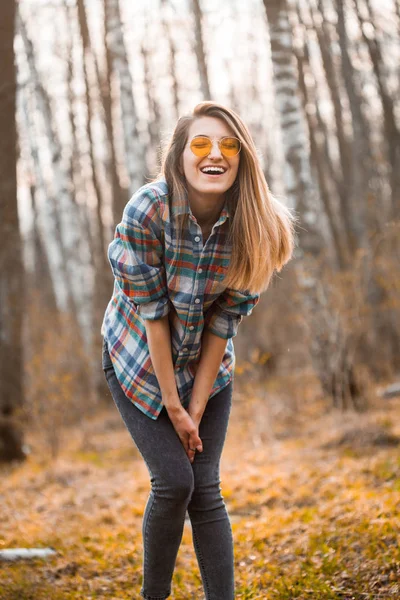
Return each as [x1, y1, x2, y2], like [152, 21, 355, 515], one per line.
[204, 264, 227, 298]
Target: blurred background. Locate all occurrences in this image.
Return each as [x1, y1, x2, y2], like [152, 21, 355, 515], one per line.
[1, 0, 399, 461]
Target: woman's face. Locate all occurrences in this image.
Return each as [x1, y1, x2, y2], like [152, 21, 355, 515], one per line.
[181, 116, 240, 201]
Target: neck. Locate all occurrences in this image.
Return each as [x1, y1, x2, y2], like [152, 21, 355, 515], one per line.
[187, 189, 226, 228]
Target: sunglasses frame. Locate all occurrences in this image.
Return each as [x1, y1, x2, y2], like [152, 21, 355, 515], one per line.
[189, 135, 242, 158]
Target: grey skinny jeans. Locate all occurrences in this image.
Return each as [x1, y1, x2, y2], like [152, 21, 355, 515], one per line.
[102, 338, 235, 599]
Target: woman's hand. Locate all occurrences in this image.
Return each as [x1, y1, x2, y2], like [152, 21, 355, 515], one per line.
[167, 406, 203, 463]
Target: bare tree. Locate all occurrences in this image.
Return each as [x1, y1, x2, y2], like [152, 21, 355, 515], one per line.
[0, 0, 25, 461]
[76, 0, 114, 398]
[104, 0, 146, 196]
[191, 0, 212, 100]
[102, 0, 127, 226]
[262, 0, 326, 257]
[292, 4, 349, 268]
[263, 0, 374, 410]
[17, 82, 73, 313]
[18, 13, 91, 333]
[312, 0, 368, 252]
[353, 0, 400, 220]
[160, 0, 180, 120]
[141, 19, 163, 160]
[76, 0, 107, 255]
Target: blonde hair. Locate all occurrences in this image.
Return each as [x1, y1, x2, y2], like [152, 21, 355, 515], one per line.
[157, 101, 295, 294]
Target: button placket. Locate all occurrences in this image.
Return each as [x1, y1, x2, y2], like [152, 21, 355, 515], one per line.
[180, 224, 207, 360]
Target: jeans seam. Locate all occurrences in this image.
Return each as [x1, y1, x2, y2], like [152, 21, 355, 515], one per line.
[192, 524, 211, 599]
[141, 492, 171, 600]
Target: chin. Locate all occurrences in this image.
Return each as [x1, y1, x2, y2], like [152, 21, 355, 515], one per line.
[198, 180, 232, 192]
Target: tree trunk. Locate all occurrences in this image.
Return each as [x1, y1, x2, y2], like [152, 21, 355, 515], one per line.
[191, 0, 212, 100]
[313, 0, 367, 252]
[160, 0, 180, 120]
[0, 0, 26, 462]
[140, 21, 162, 161]
[262, 0, 326, 257]
[264, 0, 369, 411]
[292, 5, 349, 268]
[335, 0, 375, 229]
[18, 13, 91, 337]
[353, 0, 400, 220]
[18, 83, 74, 314]
[104, 0, 146, 196]
[102, 0, 126, 227]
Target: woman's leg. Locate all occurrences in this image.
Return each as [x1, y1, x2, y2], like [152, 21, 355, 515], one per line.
[102, 340, 194, 600]
[187, 382, 235, 600]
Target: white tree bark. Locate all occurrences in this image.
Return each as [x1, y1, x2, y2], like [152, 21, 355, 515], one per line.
[104, 0, 146, 195]
[263, 0, 326, 257]
[18, 11, 92, 336]
[160, 0, 180, 120]
[191, 0, 212, 100]
[18, 84, 72, 314]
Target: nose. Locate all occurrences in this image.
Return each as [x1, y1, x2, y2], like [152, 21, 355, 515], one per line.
[207, 140, 223, 160]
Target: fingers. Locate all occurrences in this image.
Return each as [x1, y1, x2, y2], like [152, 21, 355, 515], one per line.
[192, 433, 203, 453]
[186, 432, 203, 463]
[172, 412, 203, 462]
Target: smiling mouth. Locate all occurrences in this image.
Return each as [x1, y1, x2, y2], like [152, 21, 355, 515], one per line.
[200, 166, 227, 177]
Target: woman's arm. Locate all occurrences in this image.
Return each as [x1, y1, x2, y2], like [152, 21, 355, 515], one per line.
[188, 288, 259, 425]
[187, 329, 228, 426]
[144, 316, 180, 411]
[144, 317, 203, 462]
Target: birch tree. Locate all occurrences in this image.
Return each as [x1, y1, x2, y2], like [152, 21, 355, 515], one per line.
[104, 0, 146, 196]
[141, 20, 163, 159]
[262, 0, 326, 258]
[18, 12, 91, 335]
[160, 0, 180, 120]
[262, 0, 372, 409]
[102, 0, 126, 226]
[76, 0, 114, 397]
[292, 5, 349, 268]
[191, 0, 212, 100]
[353, 0, 400, 219]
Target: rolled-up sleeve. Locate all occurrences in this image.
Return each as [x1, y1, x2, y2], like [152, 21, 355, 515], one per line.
[206, 289, 260, 339]
[108, 190, 169, 321]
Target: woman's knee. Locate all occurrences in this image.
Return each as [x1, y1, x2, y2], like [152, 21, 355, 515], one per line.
[151, 465, 195, 504]
[188, 466, 226, 510]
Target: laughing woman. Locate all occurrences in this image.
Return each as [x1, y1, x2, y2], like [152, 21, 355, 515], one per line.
[101, 101, 295, 600]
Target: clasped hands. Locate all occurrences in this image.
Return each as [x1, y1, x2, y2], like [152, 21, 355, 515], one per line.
[167, 403, 203, 464]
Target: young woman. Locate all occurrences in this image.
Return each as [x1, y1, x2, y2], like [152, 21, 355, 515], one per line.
[102, 101, 294, 600]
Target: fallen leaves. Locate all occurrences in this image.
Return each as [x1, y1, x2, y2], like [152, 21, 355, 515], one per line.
[1, 391, 400, 599]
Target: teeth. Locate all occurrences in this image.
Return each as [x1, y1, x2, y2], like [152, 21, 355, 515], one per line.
[201, 167, 225, 174]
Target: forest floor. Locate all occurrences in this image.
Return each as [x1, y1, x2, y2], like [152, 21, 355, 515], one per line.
[1, 376, 400, 600]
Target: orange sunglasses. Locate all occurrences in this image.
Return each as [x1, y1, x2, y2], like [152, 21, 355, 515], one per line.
[189, 135, 242, 158]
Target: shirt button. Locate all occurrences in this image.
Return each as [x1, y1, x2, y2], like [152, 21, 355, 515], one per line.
[195, 298, 201, 304]
[194, 236, 201, 242]
[182, 347, 188, 353]
[198, 268, 203, 274]
[189, 326, 194, 331]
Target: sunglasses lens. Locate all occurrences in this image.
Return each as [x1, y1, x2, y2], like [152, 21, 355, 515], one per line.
[220, 137, 241, 157]
[190, 136, 212, 156]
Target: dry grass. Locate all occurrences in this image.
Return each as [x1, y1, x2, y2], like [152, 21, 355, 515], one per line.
[1, 380, 399, 599]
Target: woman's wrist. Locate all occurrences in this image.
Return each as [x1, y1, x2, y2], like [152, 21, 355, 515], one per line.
[163, 396, 184, 415]
[188, 397, 206, 424]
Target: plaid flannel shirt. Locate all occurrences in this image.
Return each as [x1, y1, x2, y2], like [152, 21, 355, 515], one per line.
[101, 178, 259, 419]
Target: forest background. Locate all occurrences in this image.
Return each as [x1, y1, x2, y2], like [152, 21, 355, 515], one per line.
[1, 0, 399, 598]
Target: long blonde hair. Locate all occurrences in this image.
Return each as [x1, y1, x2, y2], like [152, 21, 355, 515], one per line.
[158, 101, 295, 294]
